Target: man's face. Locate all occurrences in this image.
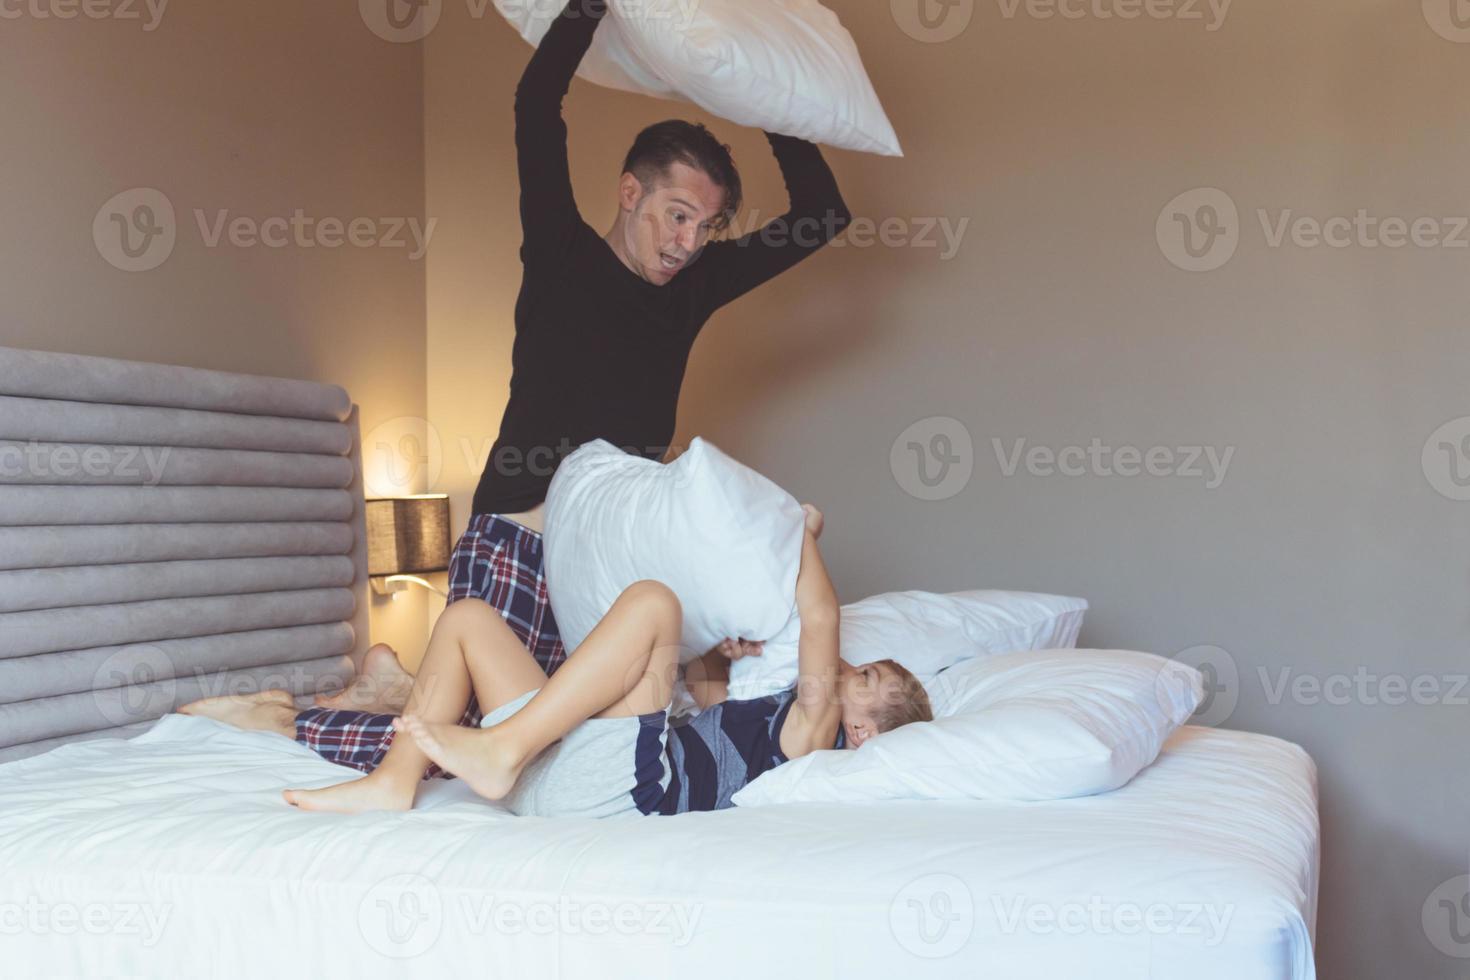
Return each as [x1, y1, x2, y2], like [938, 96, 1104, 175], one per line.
[619, 161, 728, 285]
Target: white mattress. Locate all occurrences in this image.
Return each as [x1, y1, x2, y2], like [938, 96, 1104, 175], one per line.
[0, 717, 1318, 980]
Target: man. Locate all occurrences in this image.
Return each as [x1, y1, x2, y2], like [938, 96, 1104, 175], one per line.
[186, 0, 851, 770]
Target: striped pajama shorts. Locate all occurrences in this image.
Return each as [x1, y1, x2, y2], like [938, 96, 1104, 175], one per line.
[293, 512, 567, 775]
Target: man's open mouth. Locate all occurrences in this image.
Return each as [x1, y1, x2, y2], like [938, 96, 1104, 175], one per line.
[659, 251, 682, 270]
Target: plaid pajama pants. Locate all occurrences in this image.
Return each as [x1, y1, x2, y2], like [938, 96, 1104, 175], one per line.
[294, 513, 567, 775]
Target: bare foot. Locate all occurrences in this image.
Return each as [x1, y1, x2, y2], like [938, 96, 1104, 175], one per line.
[801, 503, 825, 539]
[282, 773, 414, 813]
[313, 643, 413, 714]
[179, 690, 298, 736]
[395, 715, 526, 803]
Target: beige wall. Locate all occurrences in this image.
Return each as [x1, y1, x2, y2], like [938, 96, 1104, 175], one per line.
[0, 2, 433, 657]
[425, 1, 1467, 977]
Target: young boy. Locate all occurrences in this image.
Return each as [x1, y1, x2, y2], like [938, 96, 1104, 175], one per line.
[274, 506, 933, 817]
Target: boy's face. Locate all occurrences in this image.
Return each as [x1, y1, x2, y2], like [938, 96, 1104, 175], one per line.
[837, 660, 905, 750]
[618, 161, 727, 284]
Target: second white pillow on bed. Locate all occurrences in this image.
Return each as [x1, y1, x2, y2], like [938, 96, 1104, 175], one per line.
[724, 589, 1088, 700]
[731, 649, 1204, 806]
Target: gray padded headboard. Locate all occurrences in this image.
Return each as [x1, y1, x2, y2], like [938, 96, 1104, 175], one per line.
[0, 345, 368, 762]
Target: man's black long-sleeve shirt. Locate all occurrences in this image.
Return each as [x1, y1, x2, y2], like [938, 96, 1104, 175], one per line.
[471, 0, 852, 516]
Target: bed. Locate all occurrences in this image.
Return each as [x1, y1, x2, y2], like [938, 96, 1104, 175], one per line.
[0, 716, 1318, 978]
[0, 345, 1319, 979]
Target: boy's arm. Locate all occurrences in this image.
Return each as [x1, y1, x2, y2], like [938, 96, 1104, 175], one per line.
[515, 0, 607, 262]
[790, 528, 842, 733]
[683, 645, 730, 710]
[684, 638, 763, 710]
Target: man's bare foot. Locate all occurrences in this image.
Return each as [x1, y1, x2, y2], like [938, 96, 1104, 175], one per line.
[395, 715, 527, 803]
[282, 773, 414, 813]
[801, 503, 824, 539]
[178, 690, 298, 736]
[313, 643, 413, 714]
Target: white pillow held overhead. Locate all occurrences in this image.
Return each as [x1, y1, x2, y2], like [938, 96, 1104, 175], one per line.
[495, 0, 903, 156]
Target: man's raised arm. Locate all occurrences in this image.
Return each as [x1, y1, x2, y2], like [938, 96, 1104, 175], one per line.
[696, 132, 854, 312]
[515, 0, 607, 261]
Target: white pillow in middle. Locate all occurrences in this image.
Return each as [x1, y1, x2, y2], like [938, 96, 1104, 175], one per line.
[542, 438, 805, 665]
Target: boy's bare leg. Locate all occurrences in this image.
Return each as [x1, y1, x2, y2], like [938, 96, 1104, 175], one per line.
[396, 580, 682, 803]
[283, 599, 549, 813]
[312, 643, 415, 713]
[178, 689, 297, 736]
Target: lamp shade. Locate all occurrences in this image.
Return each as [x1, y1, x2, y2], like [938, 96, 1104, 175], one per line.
[365, 495, 451, 576]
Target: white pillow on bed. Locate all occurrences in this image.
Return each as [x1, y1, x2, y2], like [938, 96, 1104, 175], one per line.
[731, 649, 1204, 806]
[543, 437, 805, 664]
[494, 0, 902, 156]
[724, 589, 1088, 700]
[844, 590, 1087, 669]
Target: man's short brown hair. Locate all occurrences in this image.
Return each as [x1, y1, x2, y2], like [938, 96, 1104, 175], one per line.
[621, 119, 742, 234]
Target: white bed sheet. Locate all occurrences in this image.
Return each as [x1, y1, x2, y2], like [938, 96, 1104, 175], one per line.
[0, 717, 1318, 980]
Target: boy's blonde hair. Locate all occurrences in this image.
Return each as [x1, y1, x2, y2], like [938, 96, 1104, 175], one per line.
[870, 659, 934, 733]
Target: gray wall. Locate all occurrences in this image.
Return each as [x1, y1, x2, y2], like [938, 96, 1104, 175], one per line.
[0, 1, 434, 652]
[672, 1, 1469, 976]
[420, 0, 1466, 970]
[421, 1, 1466, 975]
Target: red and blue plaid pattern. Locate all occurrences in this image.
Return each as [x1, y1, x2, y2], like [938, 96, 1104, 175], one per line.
[294, 513, 567, 775]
